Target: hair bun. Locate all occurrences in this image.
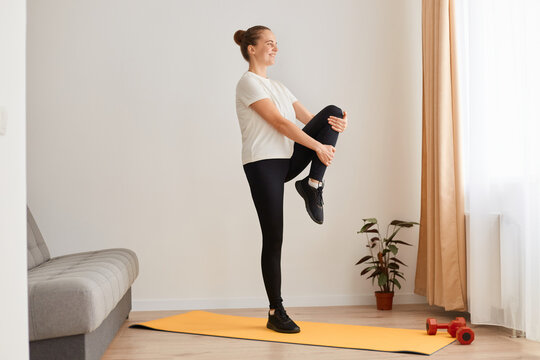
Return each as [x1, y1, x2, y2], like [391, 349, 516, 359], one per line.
[233, 30, 245, 46]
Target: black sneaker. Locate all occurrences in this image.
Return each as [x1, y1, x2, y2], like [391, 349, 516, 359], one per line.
[266, 304, 301, 333]
[295, 177, 324, 224]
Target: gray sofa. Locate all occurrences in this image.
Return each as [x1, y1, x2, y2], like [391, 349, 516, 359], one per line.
[27, 207, 139, 360]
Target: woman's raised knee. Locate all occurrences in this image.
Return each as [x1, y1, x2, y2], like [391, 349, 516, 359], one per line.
[323, 105, 343, 118]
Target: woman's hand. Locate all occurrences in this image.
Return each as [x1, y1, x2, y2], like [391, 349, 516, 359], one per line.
[328, 110, 348, 133]
[316, 144, 336, 167]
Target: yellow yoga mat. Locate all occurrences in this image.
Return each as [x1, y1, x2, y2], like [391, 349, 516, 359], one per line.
[130, 310, 455, 355]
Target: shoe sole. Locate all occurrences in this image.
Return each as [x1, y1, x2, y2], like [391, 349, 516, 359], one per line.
[295, 181, 323, 224]
[266, 321, 301, 333]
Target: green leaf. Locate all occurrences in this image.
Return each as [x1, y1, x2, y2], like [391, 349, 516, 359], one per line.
[388, 263, 400, 270]
[390, 257, 408, 266]
[378, 273, 388, 287]
[382, 249, 390, 256]
[363, 218, 378, 224]
[358, 229, 379, 234]
[364, 260, 380, 265]
[355, 255, 372, 265]
[391, 278, 402, 289]
[394, 272, 406, 280]
[371, 268, 382, 276]
[390, 220, 419, 228]
[389, 240, 413, 246]
[388, 245, 398, 255]
[360, 266, 376, 276]
[359, 223, 375, 232]
[387, 228, 401, 241]
[370, 237, 380, 242]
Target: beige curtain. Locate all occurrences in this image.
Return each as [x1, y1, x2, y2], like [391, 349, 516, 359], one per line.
[414, 0, 467, 311]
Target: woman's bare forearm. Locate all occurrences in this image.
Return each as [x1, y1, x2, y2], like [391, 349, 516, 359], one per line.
[249, 99, 321, 151]
[276, 120, 322, 152]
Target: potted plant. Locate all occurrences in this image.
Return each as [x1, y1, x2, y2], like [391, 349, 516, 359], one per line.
[355, 218, 419, 310]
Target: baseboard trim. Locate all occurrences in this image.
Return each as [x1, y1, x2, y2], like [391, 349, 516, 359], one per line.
[133, 293, 427, 311]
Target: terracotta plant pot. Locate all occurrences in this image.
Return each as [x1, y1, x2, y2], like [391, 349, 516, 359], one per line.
[375, 291, 394, 310]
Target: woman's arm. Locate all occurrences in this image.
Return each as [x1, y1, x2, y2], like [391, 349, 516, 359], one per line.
[250, 98, 319, 151]
[249, 98, 335, 166]
[292, 101, 314, 125]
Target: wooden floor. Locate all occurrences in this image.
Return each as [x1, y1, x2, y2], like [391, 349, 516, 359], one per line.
[103, 304, 540, 359]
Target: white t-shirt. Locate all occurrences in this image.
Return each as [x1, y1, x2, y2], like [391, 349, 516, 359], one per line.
[235, 71, 298, 165]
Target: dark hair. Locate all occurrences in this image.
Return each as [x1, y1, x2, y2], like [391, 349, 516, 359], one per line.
[233, 25, 271, 62]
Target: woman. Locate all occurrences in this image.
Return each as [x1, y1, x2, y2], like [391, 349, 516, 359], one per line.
[234, 25, 348, 333]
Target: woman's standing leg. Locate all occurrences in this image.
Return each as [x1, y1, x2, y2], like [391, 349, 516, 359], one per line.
[243, 159, 288, 309]
[243, 159, 301, 333]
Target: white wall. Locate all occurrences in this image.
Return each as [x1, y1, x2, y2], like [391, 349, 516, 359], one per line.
[27, 0, 423, 311]
[0, 0, 29, 358]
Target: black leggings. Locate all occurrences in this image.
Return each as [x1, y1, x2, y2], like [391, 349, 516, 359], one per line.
[243, 105, 342, 309]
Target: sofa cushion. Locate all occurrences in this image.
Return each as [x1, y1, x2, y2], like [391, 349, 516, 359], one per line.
[28, 248, 139, 341]
[27, 207, 51, 270]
